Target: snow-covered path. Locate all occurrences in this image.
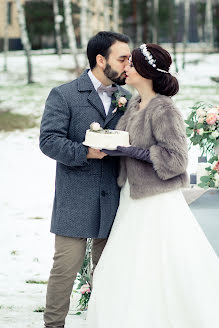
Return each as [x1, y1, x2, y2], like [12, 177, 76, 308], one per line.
[0, 130, 87, 327]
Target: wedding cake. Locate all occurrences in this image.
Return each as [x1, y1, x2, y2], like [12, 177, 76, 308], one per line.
[83, 122, 130, 150]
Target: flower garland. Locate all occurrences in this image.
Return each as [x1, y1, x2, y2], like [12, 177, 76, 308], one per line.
[185, 102, 219, 190]
[198, 155, 219, 189]
[185, 102, 219, 156]
[73, 239, 92, 313]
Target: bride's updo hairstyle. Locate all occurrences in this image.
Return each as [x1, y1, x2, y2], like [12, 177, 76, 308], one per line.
[132, 43, 179, 96]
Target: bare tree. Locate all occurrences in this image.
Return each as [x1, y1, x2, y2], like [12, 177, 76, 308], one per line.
[182, 0, 190, 69]
[80, 0, 88, 49]
[152, 0, 159, 44]
[53, 0, 63, 58]
[14, 0, 33, 83]
[205, 0, 214, 51]
[104, 0, 111, 31]
[63, 0, 79, 68]
[3, 0, 9, 72]
[113, 0, 119, 32]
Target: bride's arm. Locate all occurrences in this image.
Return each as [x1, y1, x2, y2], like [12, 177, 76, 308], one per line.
[149, 104, 188, 180]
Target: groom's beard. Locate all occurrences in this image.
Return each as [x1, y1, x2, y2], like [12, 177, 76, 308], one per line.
[103, 63, 126, 85]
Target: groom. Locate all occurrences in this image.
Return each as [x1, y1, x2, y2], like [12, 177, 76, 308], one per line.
[40, 31, 131, 328]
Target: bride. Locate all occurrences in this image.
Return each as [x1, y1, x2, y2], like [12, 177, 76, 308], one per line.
[86, 43, 219, 328]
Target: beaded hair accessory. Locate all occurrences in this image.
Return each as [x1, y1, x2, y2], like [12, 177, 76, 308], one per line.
[139, 44, 169, 74]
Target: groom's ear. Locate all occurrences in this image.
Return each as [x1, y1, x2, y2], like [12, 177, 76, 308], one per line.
[96, 54, 106, 69]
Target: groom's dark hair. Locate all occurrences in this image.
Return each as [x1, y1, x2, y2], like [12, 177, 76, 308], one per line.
[87, 31, 130, 69]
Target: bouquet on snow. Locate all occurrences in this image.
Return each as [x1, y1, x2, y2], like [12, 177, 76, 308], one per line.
[185, 102, 219, 189]
[185, 102, 219, 155]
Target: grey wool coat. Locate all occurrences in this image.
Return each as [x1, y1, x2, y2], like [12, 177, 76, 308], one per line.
[116, 94, 189, 198]
[39, 70, 131, 238]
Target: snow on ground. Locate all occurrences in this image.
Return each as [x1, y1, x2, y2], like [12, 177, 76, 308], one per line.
[0, 51, 219, 327]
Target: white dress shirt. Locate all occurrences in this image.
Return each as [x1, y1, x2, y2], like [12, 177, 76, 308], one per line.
[88, 70, 112, 115]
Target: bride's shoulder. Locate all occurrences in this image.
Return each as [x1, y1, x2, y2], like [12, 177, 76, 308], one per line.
[154, 94, 174, 106]
[127, 94, 141, 110]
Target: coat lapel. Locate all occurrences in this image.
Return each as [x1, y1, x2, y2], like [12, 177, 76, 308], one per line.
[77, 70, 106, 120]
[87, 90, 106, 120]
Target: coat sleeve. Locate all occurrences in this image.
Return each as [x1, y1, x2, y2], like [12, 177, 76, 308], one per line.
[39, 87, 89, 167]
[149, 104, 188, 180]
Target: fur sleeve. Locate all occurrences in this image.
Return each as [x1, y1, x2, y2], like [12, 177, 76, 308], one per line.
[149, 104, 188, 180]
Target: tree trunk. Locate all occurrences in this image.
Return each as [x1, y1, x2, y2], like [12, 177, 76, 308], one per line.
[53, 0, 62, 58]
[113, 0, 119, 32]
[63, 0, 79, 68]
[182, 0, 190, 69]
[205, 0, 214, 51]
[80, 0, 88, 49]
[152, 0, 159, 44]
[14, 0, 33, 83]
[4, 0, 9, 72]
[104, 0, 110, 31]
[169, 0, 178, 72]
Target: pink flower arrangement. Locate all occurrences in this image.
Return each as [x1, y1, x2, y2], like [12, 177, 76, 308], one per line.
[80, 284, 91, 294]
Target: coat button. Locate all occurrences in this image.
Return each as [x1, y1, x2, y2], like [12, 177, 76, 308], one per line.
[101, 190, 106, 197]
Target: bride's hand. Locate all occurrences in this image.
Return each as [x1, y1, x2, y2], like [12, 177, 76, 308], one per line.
[87, 147, 108, 159]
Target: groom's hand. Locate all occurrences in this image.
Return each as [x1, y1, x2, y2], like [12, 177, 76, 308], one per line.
[87, 147, 107, 159]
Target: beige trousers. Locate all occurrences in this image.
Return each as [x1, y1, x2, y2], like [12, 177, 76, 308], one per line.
[44, 235, 107, 328]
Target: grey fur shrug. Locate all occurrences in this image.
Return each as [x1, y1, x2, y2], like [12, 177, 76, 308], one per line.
[116, 94, 189, 199]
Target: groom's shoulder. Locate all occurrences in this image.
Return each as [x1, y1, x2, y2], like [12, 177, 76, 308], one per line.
[53, 70, 89, 95]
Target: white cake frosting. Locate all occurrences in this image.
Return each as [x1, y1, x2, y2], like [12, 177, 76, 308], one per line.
[83, 129, 130, 150]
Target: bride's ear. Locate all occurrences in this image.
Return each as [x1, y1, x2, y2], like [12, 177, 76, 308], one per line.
[96, 54, 106, 69]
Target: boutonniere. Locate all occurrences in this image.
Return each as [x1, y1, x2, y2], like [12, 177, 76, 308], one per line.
[112, 92, 131, 114]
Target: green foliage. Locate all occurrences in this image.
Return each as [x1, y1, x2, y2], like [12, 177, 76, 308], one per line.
[26, 280, 48, 284]
[11, 250, 18, 255]
[33, 306, 45, 312]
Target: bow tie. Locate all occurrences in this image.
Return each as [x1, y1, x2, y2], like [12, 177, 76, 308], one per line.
[97, 84, 117, 97]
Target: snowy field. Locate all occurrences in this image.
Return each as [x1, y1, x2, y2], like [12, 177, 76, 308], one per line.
[0, 51, 219, 328]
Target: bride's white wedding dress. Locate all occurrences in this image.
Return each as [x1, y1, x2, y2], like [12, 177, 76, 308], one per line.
[86, 180, 219, 328]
